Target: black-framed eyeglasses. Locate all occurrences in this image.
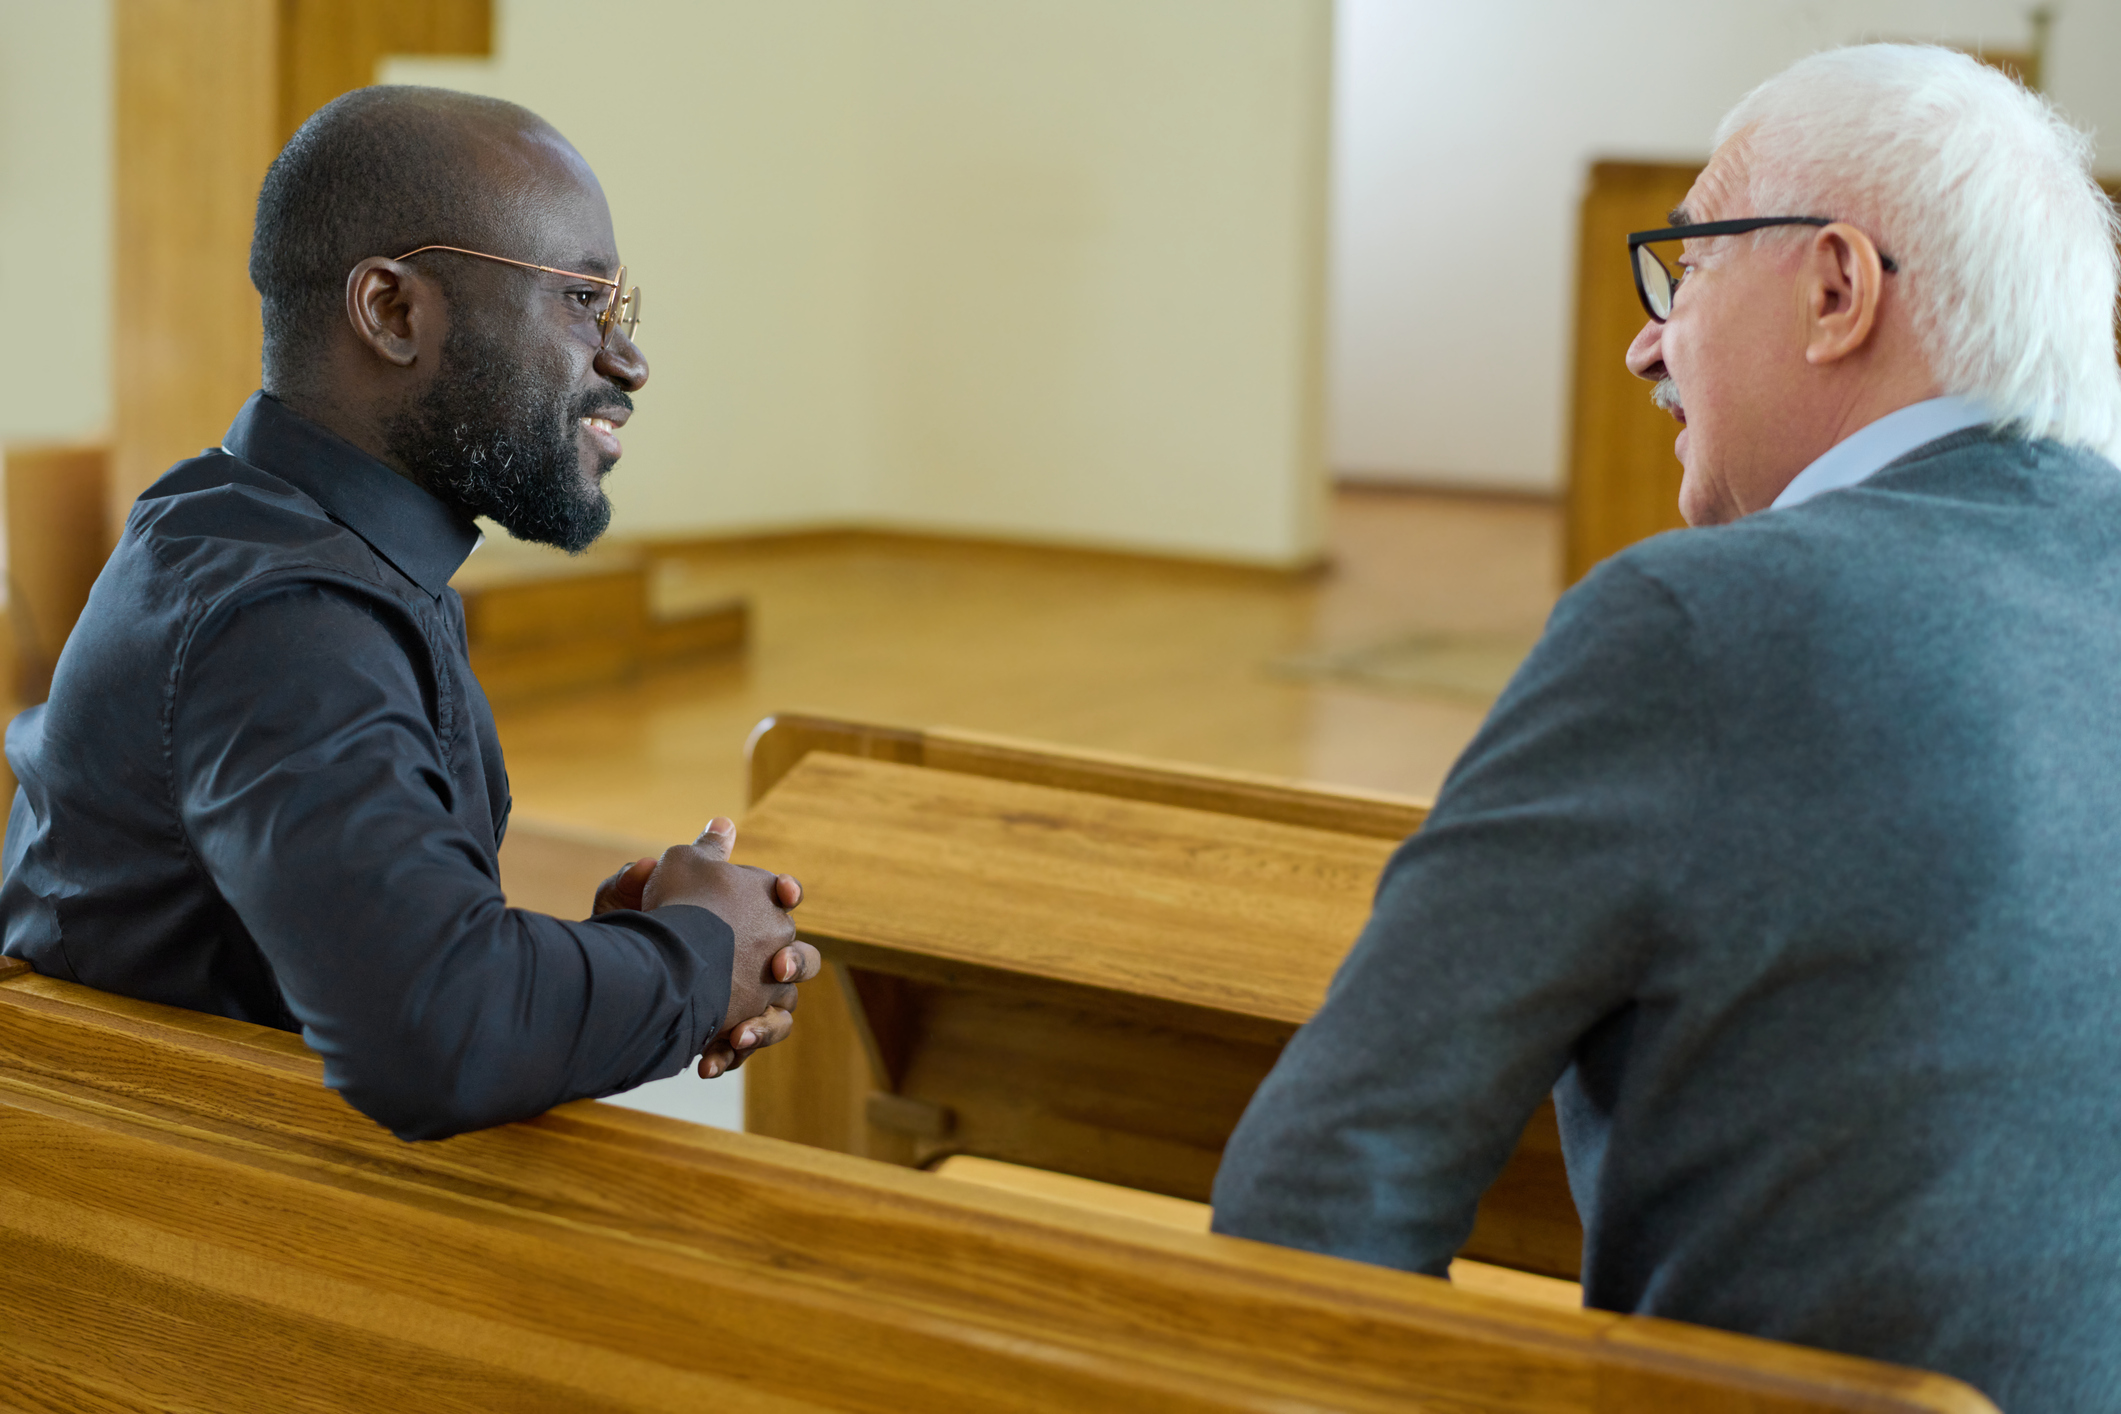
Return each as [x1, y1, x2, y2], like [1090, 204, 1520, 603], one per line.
[1627, 218, 1900, 323]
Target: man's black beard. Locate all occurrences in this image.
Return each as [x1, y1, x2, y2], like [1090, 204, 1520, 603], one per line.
[382, 317, 624, 554]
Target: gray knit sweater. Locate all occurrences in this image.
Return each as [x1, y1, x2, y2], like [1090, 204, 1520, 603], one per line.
[1213, 429, 2121, 1413]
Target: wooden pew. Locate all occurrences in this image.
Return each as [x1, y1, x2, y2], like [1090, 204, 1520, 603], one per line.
[931, 1152, 1592, 1314]
[0, 958, 1994, 1412]
[736, 713, 1580, 1280]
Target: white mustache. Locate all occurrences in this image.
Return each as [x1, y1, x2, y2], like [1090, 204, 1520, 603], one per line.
[1652, 379, 1684, 415]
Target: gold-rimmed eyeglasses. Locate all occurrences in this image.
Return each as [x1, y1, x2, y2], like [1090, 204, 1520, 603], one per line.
[393, 244, 642, 348]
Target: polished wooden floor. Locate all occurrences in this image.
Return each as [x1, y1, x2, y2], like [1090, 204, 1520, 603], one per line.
[493, 487, 1561, 846]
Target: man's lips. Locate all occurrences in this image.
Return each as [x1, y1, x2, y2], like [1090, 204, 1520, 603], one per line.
[1649, 379, 1687, 458]
[579, 408, 628, 461]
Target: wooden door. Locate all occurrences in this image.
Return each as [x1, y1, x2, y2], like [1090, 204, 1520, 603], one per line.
[1563, 160, 1701, 584]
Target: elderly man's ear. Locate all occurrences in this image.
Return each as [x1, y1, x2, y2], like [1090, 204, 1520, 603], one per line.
[1800, 224, 1888, 367]
[343, 256, 435, 369]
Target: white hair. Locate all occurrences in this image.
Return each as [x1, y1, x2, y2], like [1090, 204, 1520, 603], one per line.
[1716, 44, 2121, 462]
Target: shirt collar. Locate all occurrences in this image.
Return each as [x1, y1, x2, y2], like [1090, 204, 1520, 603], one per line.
[221, 391, 480, 599]
[1771, 396, 1996, 511]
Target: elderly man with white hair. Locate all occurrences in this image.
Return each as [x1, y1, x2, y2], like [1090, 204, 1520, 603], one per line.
[1214, 44, 2121, 1411]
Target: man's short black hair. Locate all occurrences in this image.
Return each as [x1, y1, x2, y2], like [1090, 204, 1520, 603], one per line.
[250, 86, 547, 392]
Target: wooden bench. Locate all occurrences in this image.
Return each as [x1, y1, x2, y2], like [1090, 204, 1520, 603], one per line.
[0, 958, 1993, 1412]
[734, 713, 1579, 1279]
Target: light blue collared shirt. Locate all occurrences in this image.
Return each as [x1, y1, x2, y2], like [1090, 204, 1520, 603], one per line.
[1771, 396, 1994, 511]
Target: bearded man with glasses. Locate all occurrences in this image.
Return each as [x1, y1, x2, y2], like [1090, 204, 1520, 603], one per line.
[1216, 45, 2121, 1412]
[0, 87, 817, 1140]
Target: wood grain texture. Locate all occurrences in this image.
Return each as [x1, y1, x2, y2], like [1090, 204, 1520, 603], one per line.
[115, 1, 491, 541]
[462, 567, 645, 648]
[1564, 160, 1703, 585]
[742, 960, 878, 1155]
[740, 752, 1391, 1026]
[4, 443, 111, 704]
[114, 0, 280, 540]
[278, 0, 491, 142]
[930, 1154, 1587, 1314]
[733, 713, 1455, 1246]
[735, 747, 1581, 1277]
[645, 602, 749, 662]
[0, 974, 1996, 1413]
[935, 1151, 1220, 1228]
[488, 491, 1547, 851]
[747, 711, 1431, 839]
[456, 552, 749, 703]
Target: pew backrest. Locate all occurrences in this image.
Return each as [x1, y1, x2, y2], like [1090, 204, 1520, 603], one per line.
[746, 710, 1430, 836]
[0, 962, 1994, 1413]
[737, 713, 1576, 1278]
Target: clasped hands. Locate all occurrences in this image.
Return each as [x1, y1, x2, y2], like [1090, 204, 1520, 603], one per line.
[591, 816, 819, 1079]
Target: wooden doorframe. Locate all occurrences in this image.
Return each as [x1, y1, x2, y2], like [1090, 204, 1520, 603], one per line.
[1562, 159, 1702, 586]
[111, 0, 491, 538]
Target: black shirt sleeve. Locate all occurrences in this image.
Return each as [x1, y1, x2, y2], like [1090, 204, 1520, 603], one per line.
[171, 579, 734, 1140]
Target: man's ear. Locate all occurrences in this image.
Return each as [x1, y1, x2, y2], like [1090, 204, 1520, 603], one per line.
[343, 257, 438, 368]
[1799, 223, 1887, 367]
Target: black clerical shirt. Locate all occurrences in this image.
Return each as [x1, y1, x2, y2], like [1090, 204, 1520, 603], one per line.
[0, 392, 734, 1140]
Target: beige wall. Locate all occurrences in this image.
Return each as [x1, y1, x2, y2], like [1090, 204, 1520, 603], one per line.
[392, 2, 876, 543]
[1331, 0, 2121, 493]
[0, 0, 112, 448]
[856, 1, 1332, 561]
[385, 0, 1333, 566]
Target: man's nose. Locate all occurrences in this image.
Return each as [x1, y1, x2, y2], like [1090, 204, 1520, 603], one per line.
[1624, 319, 1665, 383]
[595, 327, 649, 392]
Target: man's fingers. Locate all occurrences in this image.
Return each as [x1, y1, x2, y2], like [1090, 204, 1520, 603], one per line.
[700, 1003, 800, 1078]
[590, 857, 657, 916]
[700, 1005, 796, 1077]
[725, 1002, 794, 1054]
[693, 816, 737, 861]
[730, 1006, 796, 1052]
[590, 868, 627, 916]
[619, 856, 655, 900]
[699, 1039, 738, 1078]
[772, 941, 822, 984]
[774, 873, 802, 909]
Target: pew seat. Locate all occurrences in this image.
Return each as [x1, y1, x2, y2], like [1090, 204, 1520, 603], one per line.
[929, 1153, 1587, 1313]
[0, 958, 1993, 1412]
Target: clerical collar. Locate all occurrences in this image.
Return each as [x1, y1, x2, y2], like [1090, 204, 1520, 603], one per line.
[221, 391, 481, 600]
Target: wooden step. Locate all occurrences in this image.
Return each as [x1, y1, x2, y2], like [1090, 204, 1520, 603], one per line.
[452, 538, 747, 704]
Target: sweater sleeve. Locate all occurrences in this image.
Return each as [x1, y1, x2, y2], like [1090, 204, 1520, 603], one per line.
[1210, 559, 1706, 1274]
[172, 579, 735, 1141]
